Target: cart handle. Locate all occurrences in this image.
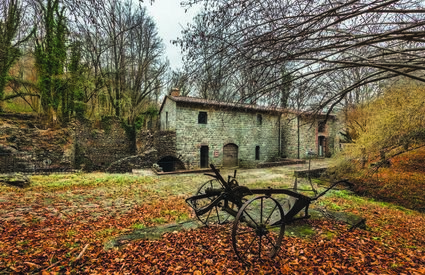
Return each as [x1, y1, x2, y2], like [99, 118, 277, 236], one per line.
[311, 179, 353, 201]
[207, 164, 232, 190]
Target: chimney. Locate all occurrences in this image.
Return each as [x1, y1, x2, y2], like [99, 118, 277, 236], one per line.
[170, 88, 180, 97]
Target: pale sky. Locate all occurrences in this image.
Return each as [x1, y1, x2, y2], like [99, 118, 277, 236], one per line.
[144, 1, 201, 71]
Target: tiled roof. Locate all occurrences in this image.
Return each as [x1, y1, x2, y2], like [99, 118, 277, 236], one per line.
[167, 95, 290, 113]
[160, 95, 334, 117]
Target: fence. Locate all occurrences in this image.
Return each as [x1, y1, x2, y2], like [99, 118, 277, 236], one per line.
[0, 153, 74, 174]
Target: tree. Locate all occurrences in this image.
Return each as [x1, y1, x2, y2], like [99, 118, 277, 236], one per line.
[66, 40, 85, 120]
[0, 0, 33, 112]
[124, 8, 168, 126]
[342, 80, 425, 162]
[178, 0, 425, 112]
[178, 12, 293, 104]
[72, 0, 167, 121]
[33, 0, 67, 123]
[167, 69, 193, 97]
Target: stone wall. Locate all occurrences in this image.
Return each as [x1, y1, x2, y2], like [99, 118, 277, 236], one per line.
[160, 98, 177, 131]
[0, 114, 178, 173]
[0, 115, 74, 172]
[137, 130, 177, 161]
[174, 105, 281, 169]
[282, 114, 339, 159]
[74, 118, 134, 171]
[0, 110, 342, 173]
[106, 149, 158, 173]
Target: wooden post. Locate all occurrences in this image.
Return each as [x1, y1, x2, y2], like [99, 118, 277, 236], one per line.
[361, 148, 366, 169]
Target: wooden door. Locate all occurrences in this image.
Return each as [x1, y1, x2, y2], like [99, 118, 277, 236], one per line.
[223, 144, 238, 167]
[200, 146, 209, 168]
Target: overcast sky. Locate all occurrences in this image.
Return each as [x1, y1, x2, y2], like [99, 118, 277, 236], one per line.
[144, 1, 201, 71]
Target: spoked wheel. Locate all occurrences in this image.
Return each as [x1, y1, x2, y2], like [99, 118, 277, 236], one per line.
[232, 195, 285, 262]
[193, 179, 229, 226]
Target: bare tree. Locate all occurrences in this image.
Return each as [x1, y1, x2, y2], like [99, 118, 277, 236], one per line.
[65, 0, 168, 121]
[167, 69, 193, 97]
[178, 0, 425, 112]
[124, 9, 168, 125]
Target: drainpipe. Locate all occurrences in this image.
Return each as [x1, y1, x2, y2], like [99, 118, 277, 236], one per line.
[297, 115, 300, 159]
[278, 114, 281, 157]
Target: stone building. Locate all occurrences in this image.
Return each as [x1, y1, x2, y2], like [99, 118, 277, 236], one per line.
[158, 89, 340, 171]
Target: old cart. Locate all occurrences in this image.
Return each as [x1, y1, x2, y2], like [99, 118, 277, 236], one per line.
[185, 164, 350, 262]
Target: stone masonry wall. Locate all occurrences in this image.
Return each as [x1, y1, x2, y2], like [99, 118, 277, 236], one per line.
[160, 98, 177, 131]
[175, 105, 280, 169]
[0, 114, 176, 173]
[282, 114, 338, 159]
[74, 118, 134, 171]
[137, 130, 176, 159]
[0, 115, 74, 172]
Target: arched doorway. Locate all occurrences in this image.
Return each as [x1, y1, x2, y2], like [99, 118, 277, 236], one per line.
[223, 143, 238, 167]
[157, 156, 185, 172]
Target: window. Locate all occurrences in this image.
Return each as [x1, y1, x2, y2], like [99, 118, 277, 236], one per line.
[255, 146, 260, 160]
[318, 121, 326, 133]
[165, 112, 169, 129]
[257, 114, 262, 125]
[198, 111, 207, 124]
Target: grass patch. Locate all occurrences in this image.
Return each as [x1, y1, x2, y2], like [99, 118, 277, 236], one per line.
[95, 228, 118, 239]
[286, 223, 315, 238]
[131, 223, 146, 230]
[176, 213, 189, 222]
[150, 217, 167, 224]
[4, 100, 34, 113]
[66, 230, 77, 237]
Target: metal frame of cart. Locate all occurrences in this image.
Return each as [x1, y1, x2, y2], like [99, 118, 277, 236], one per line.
[186, 164, 351, 262]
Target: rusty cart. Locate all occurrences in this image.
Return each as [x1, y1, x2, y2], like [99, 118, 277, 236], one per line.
[185, 164, 350, 262]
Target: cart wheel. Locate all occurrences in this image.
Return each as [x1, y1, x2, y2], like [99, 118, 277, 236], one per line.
[193, 179, 227, 226]
[232, 195, 285, 262]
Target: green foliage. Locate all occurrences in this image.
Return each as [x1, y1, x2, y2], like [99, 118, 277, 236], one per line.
[34, 0, 68, 120]
[65, 41, 86, 121]
[100, 116, 116, 134]
[131, 223, 146, 230]
[133, 105, 159, 131]
[120, 119, 136, 141]
[74, 101, 86, 120]
[134, 115, 144, 131]
[4, 99, 34, 113]
[343, 82, 425, 159]
[0, 0, 33, 112]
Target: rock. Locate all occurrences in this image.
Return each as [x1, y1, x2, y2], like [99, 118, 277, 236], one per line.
[0, 144, 18, 154]
[0, 173, 31, 188]
[106, 149, 158, 173]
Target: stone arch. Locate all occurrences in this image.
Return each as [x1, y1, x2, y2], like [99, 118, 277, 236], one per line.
[157, 156, 185, 172]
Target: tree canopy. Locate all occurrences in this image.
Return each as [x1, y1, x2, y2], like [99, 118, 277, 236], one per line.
[178, 0, 425, 111]
[0, 0, 33, 112]
[341, 80, 425, 162]
[1, 0, 168, 126]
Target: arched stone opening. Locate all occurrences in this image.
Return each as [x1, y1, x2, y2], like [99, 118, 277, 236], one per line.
[157, 156, 185, 172]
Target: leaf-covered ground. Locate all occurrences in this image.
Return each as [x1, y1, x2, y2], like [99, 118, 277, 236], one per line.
[0, 166, 424, 274]
[351, 147, 425, 210]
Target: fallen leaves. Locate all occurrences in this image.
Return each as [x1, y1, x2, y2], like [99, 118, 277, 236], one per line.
[351, 148, 425, 210]
[0, 172, 424, 274]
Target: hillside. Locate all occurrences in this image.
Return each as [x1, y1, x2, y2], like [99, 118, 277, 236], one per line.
[349, 147, 425, 211]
